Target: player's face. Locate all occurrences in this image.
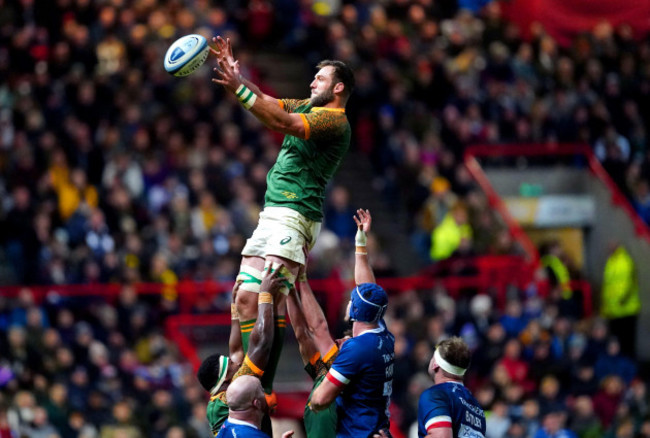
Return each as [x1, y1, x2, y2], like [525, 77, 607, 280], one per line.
[309, 66, 337, 107]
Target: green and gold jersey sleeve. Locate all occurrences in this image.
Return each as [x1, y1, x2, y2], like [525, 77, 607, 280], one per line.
[302, 108, 348, 142]
[206, 355, 265, 434]
[278, 98, 311, 113]
[233, 355, 265, 380]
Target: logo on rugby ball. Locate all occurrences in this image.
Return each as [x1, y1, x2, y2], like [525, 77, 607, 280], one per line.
[169, 47, 186, 63]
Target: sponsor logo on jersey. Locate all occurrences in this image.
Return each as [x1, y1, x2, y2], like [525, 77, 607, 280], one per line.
[281, 191, 298, 199]
[280, 237, 292, 245]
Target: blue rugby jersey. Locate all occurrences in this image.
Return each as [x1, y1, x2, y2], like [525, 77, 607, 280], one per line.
[216, 419, 269, 438]
[418, 382, 486, 438]
[326, 326, 395, 438]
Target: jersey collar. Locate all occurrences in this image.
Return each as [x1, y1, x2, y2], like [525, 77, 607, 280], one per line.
[311, 107, 345, 113]
[357, 326, 384, 337]
[227, 418, 259, 429]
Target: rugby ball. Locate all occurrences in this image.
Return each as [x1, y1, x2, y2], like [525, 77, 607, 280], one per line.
[164, 34, 209, 77]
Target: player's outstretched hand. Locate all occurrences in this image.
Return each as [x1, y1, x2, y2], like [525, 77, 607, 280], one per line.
[260, 264, 285, 299]
[211, 36, 236, 68]
[353, 209, 372, 233]
[281, 431, 295, 438]
[372, 429, 391, 438]
[212, 52, 242, 93]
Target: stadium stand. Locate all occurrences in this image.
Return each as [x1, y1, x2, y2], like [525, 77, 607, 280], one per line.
[1, 1, 650, 438]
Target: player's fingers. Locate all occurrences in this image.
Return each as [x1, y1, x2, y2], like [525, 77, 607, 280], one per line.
[209, 46, 219, 57]
[353, 215, 361, 226]
[227, 38, 234, 58]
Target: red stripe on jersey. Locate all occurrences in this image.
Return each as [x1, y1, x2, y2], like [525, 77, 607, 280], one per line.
[326, 372, 346, 387]
[427, 422, 452, 430]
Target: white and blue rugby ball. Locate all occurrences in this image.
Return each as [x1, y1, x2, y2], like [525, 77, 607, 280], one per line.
[164, 34, 209, 77]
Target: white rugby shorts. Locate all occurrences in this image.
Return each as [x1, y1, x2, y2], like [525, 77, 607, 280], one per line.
[241, 207, 321, 265]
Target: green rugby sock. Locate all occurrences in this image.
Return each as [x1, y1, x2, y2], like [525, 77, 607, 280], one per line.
[261, 316, 286, 394]
[240, 318, 257, 353]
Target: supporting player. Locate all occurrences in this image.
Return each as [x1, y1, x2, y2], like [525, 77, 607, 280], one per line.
[197, 266, 285, 435]
[217, 375, 295, 438]
[418, 338, 486, 438]
[285, 209, 378, 438]
[309, 209, 395, 438]
[210, 35, 355, 397]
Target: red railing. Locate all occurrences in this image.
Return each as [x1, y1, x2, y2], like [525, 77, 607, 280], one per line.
[464, 143, 650, 244]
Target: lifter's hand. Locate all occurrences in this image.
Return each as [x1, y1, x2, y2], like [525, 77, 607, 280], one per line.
[260, 263, 286, 300]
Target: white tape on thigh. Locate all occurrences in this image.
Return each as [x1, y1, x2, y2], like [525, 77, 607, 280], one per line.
[264, 261, 296, 296]
[236, 266, 262, 293]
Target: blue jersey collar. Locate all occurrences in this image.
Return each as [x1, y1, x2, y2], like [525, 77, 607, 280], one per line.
[227, 418, 259, 429]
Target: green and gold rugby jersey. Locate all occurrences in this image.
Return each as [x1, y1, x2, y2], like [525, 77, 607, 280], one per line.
[304, 356, 337, 438]
[265, 99, 351, 222]
[207, 356, 265, 435]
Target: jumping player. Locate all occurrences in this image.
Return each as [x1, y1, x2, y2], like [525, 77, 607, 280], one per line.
[197, 266, 285, 435]
[309, 211, 395, 438]
[418, 337, 486, 438]
[211, 36, 355, 398]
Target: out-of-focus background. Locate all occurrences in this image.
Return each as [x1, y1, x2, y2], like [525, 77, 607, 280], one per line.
[1, 0, 650, 437]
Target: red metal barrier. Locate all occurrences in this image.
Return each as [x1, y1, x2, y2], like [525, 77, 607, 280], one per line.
[464, 143, 650, 244]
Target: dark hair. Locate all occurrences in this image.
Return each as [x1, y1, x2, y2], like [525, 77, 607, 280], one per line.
[197, 353, 225, 392]
[317, 60, 355, 99]
[437, 337, 471, 375]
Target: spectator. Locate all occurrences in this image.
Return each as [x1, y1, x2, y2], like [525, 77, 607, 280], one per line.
[534, 410, 576, 438]
[568, 396, 602, 438]
[600, 243, 640, 359]
[430, 202, 472, 261]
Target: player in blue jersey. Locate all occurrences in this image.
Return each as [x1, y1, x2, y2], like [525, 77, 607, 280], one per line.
[309, 210, 395, 438]
[217, 375, 294, 438]
[418, 337, 486, 438]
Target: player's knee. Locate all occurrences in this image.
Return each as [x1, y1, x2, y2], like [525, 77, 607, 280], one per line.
[236, 265, 263, 294]
[236, 290, 257, 318]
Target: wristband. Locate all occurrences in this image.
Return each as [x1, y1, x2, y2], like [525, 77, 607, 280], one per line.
[231, 303, 239, 320]
[355, 248, 368, 255]
[235, 84, 257, 110]
[258, 292, 273, 304]
[355, 228, 367, 247]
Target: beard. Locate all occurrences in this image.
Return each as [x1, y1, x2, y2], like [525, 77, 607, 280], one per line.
[310, 86, 336, 107]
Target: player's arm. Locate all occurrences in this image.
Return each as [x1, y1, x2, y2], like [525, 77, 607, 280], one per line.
[229, 281, 244, 367]
[309, 373, 343, 412]
[425, 429, 452, 438]
[353, 209, 376, 285]
[296, 263, 336, 357]
[286, 286, 320, 365]
[212, 49, 308, 139]
[211, 37, 278, 106]
[311, 341, 360, 411]
[419, 390, 453, 438]
[246, 266, 285, 372]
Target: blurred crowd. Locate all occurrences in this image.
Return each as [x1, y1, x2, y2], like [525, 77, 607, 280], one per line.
[0, 287, 212, 438]
[2, 0, 650, 286]
[1, 0, 650, 436]
[1, 279, 648, 438]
